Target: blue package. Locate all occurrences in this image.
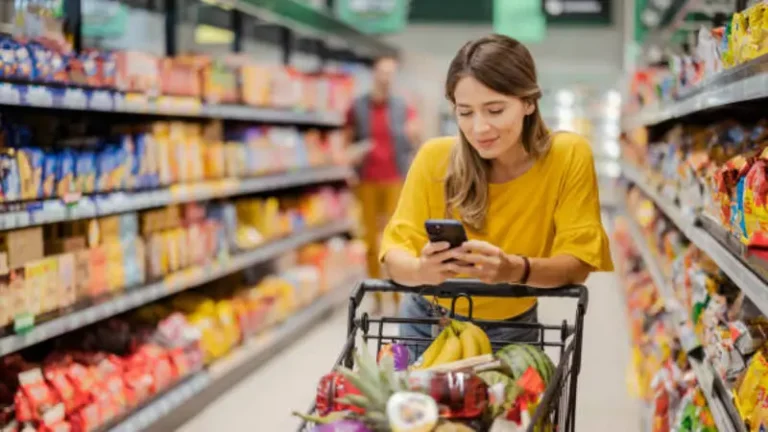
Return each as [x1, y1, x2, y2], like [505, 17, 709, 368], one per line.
[57, 149, 76, 197]
[0, 149, 20, 202]
[76, 150, 96, 194]
[134, 133, 158, 189]
[96, 145, 112, 192]
[13, 42, 32, 81]
[119, 135, 135, 190]
[28, 42, 51, 83]
[0, 36, 16, 78]
[42, 152, 58, 198]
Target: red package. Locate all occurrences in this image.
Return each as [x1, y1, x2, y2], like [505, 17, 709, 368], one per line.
[122, 368, 153, 403]
[167, 347, 190, 379]
[17, 369, 59, 422]
[65, 364, 96, 400]
[101, 375, 128, 411]
[69, 402, 100, 432]
[14, 391, 33, 423]
[40, 402, 66, 429]
[43, 366, 80, 414]
[159, 58, 202, 98]
[40, 421, 72, 432]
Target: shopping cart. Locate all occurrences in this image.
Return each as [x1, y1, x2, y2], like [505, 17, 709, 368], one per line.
[298, 279, 588, 432]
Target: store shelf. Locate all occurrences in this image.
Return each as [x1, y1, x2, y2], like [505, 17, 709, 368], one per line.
[0, 219, 353, 357]
[620, 206, 744, 432]
[0, 165, 353, 231]
[0, 82, 345, 126]
[233, 0, 399, 59]
[621, 161, 768, 316]
[623, 55, 768, 129]
[109, 274, 360, 432]
[107, 372, 211, 432]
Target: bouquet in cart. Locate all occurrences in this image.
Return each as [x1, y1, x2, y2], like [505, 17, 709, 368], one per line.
[294, 319, 557, 432]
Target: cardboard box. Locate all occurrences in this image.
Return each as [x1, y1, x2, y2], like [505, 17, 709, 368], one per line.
[0, 228, 44, 269]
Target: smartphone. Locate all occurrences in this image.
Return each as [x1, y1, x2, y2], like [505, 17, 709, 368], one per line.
[425, 219, 468, 250]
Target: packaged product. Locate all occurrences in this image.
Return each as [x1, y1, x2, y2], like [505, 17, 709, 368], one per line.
[736, 350, 768, 419]
[239, 63, 272, 106]
[13, 42, 32, 81]
[87, 245, 107, 298]
[55, 148, 75, 197]
[41, 152, 57, 198]
[201, 121, 225, 179]
[17, 368, 60, 423]
[152, 123, 173, 185]
[100, 50, 117, 89]
[115, 51, 160, 95]
[159, 58, 202, 98]
[75, 150, 96, 195]
[200, 58, 238, 105]
[0, 35, 18, 78]
[69, 49, 101, 88]
[133, 132, 159, 189]
[1, 148, 21, 202]
[16, 147, 44, 200]
[744, 149, 768, 242]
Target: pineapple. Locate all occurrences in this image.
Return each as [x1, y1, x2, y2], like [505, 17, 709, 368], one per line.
[333, 343, 409, 431]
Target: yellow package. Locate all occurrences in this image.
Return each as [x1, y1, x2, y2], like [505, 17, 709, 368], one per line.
[104, 241, 125, 292]
[739, 351, 768, 419]
[153, 122, 173, 185]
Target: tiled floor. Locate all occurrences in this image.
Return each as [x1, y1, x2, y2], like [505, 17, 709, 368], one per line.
[178, 271, 641, 432]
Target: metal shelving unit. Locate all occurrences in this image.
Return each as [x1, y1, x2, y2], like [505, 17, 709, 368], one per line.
[620, 203, 744, 432]
[621, 161, 768, 316]
[109, 274, 360, 432]
[0, 219, 353, 357]
[623, 55, 768, 130]
[0, 166, 353, 231]
[0, 82, 346, 126]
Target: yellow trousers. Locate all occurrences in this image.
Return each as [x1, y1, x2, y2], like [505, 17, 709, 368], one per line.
[356, 181, 402, 308]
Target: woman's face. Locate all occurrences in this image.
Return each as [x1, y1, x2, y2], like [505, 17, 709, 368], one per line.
[453, 75, 533, 159]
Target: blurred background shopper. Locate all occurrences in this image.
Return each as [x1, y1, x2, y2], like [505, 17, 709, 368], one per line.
[346, 55, 421, 314]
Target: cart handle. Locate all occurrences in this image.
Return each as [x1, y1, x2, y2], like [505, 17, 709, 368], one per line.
[350, 279, 589, 312]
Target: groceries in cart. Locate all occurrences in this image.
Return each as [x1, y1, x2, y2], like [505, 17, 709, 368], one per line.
[296, 318, 556, 432]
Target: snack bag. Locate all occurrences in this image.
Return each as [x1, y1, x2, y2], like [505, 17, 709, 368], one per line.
[75, 150, 96, 195]
[737, 350, 768, 419]
[0, 148, 20, 202]
[17, 147, 44, 200]
[56, 149, 75, 197]
[42, 152, 57, 198]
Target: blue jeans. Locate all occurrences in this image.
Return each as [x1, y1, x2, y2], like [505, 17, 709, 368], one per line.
[398, 293, 539, 364]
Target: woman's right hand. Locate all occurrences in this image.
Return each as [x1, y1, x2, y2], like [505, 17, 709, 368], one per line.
[417, 242, 466, 285]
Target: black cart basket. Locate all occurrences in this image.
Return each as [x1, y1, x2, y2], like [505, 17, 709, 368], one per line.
[298, 279, 589, 432]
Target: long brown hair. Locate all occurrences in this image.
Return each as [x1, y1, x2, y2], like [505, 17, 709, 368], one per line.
[444, 34, 551, 231]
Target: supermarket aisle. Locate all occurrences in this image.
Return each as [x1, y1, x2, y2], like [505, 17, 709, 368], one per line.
[178, 271, 640, 431]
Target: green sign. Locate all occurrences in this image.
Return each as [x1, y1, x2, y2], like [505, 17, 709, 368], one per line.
[493, 0, 546, 43]
[335, 0, 409, 34]
[82, 0, 129, 39]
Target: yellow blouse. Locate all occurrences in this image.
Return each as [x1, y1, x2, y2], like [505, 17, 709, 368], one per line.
[379, 133, 613, 320]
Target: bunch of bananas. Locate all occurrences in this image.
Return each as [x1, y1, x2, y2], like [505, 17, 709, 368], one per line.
[417, 320, 493, 369]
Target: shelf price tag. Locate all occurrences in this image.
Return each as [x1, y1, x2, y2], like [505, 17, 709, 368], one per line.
[13, 313, 34, 334]
[123, 93, 149, 112]
[25, 86, 54, 107]
[89, 90, 114, 111]
[0, 83, 21, 104]
[61, 88, 88, 110]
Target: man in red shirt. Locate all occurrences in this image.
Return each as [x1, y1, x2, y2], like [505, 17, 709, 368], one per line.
[346, 56, 420, 314]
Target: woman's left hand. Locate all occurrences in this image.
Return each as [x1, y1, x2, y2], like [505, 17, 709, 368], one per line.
[456, 240, 524, 284]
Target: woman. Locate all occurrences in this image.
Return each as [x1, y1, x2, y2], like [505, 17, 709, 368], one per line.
[378, 34, 614, 362]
